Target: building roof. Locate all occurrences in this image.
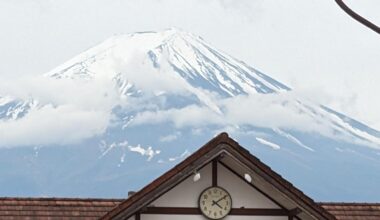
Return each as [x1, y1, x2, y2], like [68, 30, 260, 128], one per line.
[0, 197, 122, 220]
[1, 133, 378, 220]
[320, 203, 380, 220]
[1, 198, 379, 220]
[101, 132, 336, 220]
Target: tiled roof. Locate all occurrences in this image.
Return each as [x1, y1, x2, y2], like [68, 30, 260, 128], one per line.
[1, 199, 380, 220]
[320, 203, 380, 220]
[0, 197, 122, 220]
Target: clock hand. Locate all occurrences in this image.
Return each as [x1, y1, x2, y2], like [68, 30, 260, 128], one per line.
[212, 195, 228, 209]
[214, 195, 227, 204]
[212, 200, 223, 209]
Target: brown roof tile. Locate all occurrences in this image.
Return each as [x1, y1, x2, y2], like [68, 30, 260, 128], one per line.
[320, 203, 380, 220]
[0, 197, 122, 220]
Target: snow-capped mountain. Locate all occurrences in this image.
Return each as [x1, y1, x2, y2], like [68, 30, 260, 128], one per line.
[1, 28, 380, 201]
[46, 28, 289, 95]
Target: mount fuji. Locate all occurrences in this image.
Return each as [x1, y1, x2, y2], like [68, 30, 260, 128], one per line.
[1, 28, 380, 201]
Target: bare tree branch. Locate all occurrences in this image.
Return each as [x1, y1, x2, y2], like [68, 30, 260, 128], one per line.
[335, 0, 380, 34]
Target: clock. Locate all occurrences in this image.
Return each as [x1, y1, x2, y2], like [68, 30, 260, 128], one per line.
[198, 186, 232, 219]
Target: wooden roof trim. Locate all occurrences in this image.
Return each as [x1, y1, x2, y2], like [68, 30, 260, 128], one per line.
[101, 132, 335, 220]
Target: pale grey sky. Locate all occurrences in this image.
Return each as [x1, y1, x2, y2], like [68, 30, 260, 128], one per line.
[1, 0, 379, 129]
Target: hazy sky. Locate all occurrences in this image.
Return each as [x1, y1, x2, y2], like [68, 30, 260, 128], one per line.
[1, 0, 380, 129]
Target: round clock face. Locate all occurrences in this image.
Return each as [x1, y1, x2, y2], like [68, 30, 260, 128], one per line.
[198, 186, 232, 219]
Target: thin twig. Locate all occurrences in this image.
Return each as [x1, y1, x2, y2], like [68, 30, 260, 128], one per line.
[335, 0, 380, 34]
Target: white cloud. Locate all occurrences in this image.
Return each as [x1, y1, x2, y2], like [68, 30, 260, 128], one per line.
[0, 104, 109, 147]
[132, 93, 321, 131]
[1, 74, 379, 148]
[0, 75, 119, 109]
[132, 104, 223, 128]
[0, 75, 118, 147]
[130, 92, 380, 148]
[159, 132, 181, 142]
[85, 47, 189, 95]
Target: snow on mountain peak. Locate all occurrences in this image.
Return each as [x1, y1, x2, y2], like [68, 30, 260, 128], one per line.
[45, 28, 290, 97]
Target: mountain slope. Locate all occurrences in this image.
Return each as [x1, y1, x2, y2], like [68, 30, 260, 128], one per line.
[0, 28, 379, 201]
[46, 28, 289, 95]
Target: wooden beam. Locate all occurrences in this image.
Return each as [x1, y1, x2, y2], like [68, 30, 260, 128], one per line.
[135, 212, 140, 220]
[141, 207, 290, 216]
[230, 208, 289, 216]
[288, 208, 302, 220]
[142, 207, 200, 215]
[212, 160, 218, 187]
[289, 208, 302, 216]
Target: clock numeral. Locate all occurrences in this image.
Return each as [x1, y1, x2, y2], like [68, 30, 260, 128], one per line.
[214, 211, 217, 217]
[203, 195, 208, 199]
[202, 201, 205, 205]
[219, 210, 223, 215]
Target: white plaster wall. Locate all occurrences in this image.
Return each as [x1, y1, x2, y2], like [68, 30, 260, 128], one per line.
[151, 162, 278, 209]
[151, 163, 212, 207]
[218, 164, 279, 209]
[141, 214, 288, 220]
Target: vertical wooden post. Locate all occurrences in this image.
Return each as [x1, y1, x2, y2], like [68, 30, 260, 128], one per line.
[212, 160, 218, 187]
[135, 212, 141, 220]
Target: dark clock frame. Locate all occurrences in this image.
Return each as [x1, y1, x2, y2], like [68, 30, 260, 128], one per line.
[198, 186, 233, 219]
